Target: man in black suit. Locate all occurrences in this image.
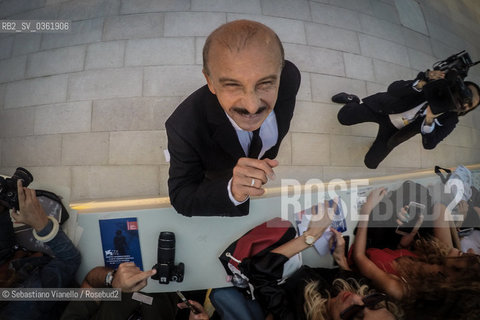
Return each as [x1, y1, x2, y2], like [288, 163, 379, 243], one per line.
[333, 70, 479, 169]
[166, 20, 301, 216]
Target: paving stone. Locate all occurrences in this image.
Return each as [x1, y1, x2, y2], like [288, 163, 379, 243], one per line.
[292, 133, 330, 165]
[5, 75, 67, 108]
[71, 165, 160, 200]
[305, 22, 360, 54]
[227, 13, 307, 45]
[0, 107, 34, 137]
[125, 37, 195, 66]
[261, 0, 311, 21]
[120, 0, 189, 14]
[34, 101, 92, 134]
[344, 53, 375, 81]
[85, 41, 125, 69]
[109, 130, 167, 165]
[359, 34, 410, 66]
[192, 0, 261, 14]
[284, 43, 344, 76]
[68, 68, 142, 101]
[42, 18, 103, 50]
[311, 74, 366, 103]
[62, 132, 109, 165]
[103, 13, 164, 40]
[143, 65, 205, 97]
[0, 55, 26, 83]
[27, 45, 85, 77]
[164, 12, 226, 37]
[311, 2, 361, 31]
[2, 135, 61, 167]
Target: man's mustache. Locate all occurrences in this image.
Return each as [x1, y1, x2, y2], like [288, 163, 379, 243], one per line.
[231, 106, 268, 115]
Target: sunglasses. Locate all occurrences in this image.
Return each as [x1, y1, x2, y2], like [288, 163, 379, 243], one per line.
[340, 292, 389, 320]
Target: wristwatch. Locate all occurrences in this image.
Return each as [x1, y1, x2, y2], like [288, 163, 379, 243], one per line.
[304, 232, 316, 246]
[105, 270, 115, 288]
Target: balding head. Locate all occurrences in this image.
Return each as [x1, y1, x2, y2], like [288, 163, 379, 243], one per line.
[202, 20, 284, 76]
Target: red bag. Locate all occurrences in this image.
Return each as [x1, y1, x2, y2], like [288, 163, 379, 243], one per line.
[218, 217, 297, 298]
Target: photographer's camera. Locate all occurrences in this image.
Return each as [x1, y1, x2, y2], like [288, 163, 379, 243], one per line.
[151, 232, 184, 284]
[0, 167, 34, 210]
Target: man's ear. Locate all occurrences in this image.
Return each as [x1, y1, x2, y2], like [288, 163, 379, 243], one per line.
[203, 69, 216, 95]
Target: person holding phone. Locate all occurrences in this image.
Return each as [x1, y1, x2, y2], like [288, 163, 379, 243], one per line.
[240, 201, 403, 320]
[395, 202, 425, 249]
[352, 188, 480, 319]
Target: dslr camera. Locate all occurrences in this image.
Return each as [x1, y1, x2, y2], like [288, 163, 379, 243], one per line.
[0, 167, 34, 210]
[423, 50, 479, 114]
[151, 231, 184, 284]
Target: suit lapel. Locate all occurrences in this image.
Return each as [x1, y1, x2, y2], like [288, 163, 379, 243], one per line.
[205, 90, 246, 159]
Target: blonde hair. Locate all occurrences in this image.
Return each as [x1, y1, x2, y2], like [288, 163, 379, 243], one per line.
[303, 278, 403, 320]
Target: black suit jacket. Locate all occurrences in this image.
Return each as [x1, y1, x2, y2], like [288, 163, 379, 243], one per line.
[166, 60, 301, 217]
[362, 78, 459, 150]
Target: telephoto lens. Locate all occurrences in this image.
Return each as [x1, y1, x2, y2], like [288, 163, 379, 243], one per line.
[12, 167, 34, 187]
[152, 231, 177, 284]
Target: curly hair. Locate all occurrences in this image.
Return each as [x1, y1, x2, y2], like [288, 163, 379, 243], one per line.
[303, 278, 403, 320]
[394, 237, 480, 319]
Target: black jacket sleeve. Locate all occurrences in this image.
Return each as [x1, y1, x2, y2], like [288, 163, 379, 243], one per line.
[166, 120, 249, 217]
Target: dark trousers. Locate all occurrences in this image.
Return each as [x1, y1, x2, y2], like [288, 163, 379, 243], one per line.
[337, 102, 399, 169]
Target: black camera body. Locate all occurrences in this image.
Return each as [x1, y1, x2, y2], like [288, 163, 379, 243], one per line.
[151, 232, 184, 284]
[0, 167, 34, 210]
[424, 51, 479, 114]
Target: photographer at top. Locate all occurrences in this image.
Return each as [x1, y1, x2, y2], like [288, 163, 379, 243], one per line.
[333, 67, 479, 169]
[166, 20, 300, 216]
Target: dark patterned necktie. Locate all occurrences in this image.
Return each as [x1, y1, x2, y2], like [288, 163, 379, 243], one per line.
[248, 128, 262, 159]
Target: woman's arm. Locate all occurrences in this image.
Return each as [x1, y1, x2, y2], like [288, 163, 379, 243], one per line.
[352, 188, 405, 300]
[272, 201, 333, 258]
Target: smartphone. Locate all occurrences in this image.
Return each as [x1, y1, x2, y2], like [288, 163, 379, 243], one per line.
[176, 290, 199, 314]
[396, 202, 426, 235]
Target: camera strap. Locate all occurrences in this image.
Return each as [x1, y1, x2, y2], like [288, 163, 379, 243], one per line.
[131, 292, 153, 305]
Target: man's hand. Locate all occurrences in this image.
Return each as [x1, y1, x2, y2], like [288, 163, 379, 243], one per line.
[231, 158, 278, 202]
[425, 105, 443, 125]
[426, 70, 445, 81]
[415, 70, 445, 90]
[111, 262, 156, 293]
[10, 180, 48, 232]
[177, 300, 209, 319]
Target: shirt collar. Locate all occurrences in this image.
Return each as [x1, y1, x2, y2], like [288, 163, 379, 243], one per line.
[224, 111, 275, 132]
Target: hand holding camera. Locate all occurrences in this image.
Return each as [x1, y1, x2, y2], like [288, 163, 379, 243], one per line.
[10, 180, 48, 232]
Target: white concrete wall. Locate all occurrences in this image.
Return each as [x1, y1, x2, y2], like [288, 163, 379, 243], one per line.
[0, 0, 479, 201]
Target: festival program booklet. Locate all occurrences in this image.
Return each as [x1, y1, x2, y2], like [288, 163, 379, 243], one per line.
[295, 198, 347, 255]
[99, 217, 143, 270]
